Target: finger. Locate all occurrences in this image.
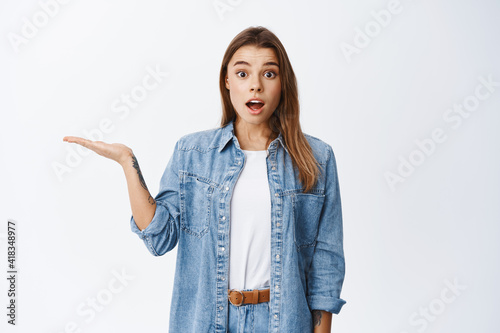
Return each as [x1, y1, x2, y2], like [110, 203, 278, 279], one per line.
[63, 136, 86, 143]
[63, 136, 94, 149]
[63, 137, 115, 160]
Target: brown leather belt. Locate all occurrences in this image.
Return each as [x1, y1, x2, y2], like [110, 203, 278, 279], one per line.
[228, 288, 270, 306]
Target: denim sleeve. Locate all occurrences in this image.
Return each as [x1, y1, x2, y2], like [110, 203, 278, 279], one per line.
[129, 139, 181, 256]
[306, 145, 346, 314]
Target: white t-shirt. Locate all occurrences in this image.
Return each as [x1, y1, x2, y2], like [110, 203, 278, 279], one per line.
[228, 149, 271, 290]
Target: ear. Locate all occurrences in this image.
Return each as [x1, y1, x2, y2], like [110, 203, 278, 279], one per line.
[225, 75, 230, 90]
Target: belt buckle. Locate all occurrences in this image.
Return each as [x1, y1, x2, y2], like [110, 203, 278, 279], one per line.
[228, 289, 244, 307]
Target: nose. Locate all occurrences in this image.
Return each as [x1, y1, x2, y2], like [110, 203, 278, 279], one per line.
[250, 76, 262, 92]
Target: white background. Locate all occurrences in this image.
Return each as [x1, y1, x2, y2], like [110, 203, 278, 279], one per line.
[1, 0, 499, 332]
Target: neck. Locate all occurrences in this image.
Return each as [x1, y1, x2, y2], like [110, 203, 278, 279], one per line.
[234, 117, 277, 151]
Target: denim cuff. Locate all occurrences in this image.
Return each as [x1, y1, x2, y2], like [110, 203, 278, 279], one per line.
[129, 201, 170, 239]
[307, 295, 346, 314]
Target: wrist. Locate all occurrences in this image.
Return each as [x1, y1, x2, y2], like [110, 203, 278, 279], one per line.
[119, 150, 134, 168]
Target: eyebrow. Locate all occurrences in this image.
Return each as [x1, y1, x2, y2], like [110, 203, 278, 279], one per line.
[232, 60, 279, 68]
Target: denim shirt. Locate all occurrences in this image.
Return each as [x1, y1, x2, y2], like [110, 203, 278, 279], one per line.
[130, 119, 346, 332]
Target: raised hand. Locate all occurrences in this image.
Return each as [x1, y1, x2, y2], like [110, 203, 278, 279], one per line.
[62, 136, 133, 166]
[63, 135, 156, 230]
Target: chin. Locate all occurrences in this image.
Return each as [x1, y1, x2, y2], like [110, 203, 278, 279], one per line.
[236, 110, 272, 123]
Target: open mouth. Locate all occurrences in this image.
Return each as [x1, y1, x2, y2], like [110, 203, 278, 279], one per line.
[246, 100, 265, 111]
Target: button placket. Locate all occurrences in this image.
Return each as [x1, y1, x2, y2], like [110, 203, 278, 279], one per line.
[267, 145, 284, 331]
[216, 172, 235, 327]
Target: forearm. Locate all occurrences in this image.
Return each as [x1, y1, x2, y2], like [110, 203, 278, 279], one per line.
[312, 310, 332, 333]
[121, 152, 157, 231]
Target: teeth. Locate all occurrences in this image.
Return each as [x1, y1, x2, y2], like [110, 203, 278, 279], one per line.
[249, 100, 262, 103]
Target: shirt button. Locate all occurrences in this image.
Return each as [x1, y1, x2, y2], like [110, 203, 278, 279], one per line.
[238, 161, 241, 165]
[275, 193, 279, 197]
[219, 306, 223, 310]
[221, 276, 225, 281]
[221, 247, 225, 251]
[272, 166, 276, 170]
[274, 314, 278, 319]
[225, 186, 229, 191]
[276, 222, 280, 227]
[276, 254, 280, 259]
[275, 285, 279, 291]
[222, 216, 226, 220]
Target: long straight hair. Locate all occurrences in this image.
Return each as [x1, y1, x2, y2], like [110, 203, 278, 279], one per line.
[219, 26, 321, 193]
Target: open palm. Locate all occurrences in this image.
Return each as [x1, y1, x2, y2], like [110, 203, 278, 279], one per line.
[62, 136, 133, 166]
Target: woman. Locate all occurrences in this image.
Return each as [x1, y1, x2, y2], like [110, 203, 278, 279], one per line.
[63, 26, 346, 333]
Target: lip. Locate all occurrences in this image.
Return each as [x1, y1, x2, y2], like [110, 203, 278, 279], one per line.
[246, 98, 265, 115]
[246, 98, 265, 104]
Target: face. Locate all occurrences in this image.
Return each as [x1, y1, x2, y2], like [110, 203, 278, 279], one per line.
[225, 45, 281, 127]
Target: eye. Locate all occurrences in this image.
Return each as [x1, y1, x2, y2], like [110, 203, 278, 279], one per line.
[236, 71, 247, 78]
[264, 71, 277, 79]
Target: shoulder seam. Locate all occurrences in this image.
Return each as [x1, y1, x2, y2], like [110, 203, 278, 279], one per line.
[176, 126, 223, 152]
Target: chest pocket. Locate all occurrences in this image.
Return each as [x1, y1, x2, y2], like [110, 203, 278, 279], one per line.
[180, 173, 213, 238]
[292, 192, 326, 250]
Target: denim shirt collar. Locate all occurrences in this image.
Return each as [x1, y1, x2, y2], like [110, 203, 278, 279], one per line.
[217, 119, 289, 155]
